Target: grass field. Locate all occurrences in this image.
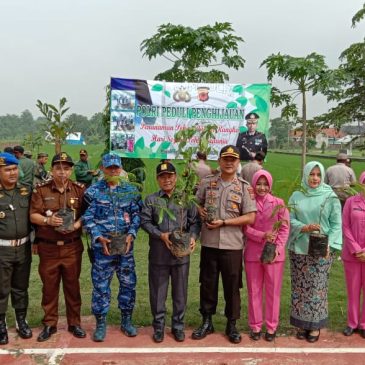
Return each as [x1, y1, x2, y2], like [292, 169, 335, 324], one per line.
[8, 144, 365, 335]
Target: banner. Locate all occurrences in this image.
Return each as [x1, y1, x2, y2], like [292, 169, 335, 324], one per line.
[110, 78, 270, 160]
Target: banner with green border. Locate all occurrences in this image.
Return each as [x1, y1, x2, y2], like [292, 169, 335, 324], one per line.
[110, 77, 270, 160]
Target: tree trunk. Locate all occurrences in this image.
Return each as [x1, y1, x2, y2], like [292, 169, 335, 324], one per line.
[55, 139, 62, 154]
[301, 91, 307, 174]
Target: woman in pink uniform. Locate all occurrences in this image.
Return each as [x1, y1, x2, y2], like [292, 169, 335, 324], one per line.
[342, 172, 365, 337]
[243, 170, 289, 341]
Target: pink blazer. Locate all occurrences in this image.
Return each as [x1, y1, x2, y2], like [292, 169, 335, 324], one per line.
[342, 194, 365, 262]
[244, 195, 289, 262]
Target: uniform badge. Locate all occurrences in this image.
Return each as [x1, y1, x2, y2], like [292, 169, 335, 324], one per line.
[211, 181, 217, 187]
[0, 212, 5, 219]
[231, 203, 238, 209]
[247, 186, 255, 200]
[20, 187, 29, 196]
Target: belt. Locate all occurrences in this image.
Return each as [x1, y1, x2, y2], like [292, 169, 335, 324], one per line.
[0, 235, 30, 247]
[38, 237, 81, 246]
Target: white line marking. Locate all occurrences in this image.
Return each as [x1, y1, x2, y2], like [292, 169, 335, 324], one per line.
[2, 347, 365, 356]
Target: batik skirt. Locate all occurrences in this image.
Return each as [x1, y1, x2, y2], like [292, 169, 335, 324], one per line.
[289, 250, 334, 330]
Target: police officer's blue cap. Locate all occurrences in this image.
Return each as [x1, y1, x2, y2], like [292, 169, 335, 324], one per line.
[245, 112, 259, 120]
[102, 153, 122, 168]
[0, 153, 19, 166]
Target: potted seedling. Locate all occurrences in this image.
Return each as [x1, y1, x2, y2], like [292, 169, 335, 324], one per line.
[307, 194, 339, 258]
[104, 172, 144, 255]
[156, 123, 217, 257]
[260, 205, 289, 264]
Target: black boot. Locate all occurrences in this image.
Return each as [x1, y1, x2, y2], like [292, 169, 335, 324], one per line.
[225, 319, 241, 344]
[192, 315, 214, 340]
[15, 309, 32, 339]
[0, 314, 8, 345]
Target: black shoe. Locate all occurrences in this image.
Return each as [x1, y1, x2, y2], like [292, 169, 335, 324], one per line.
[68, 325, 86, 338]
[296, 328, 308, 340]
[265, 331, 276, 342]
[15, 310, 32, 339]
[153, 329, 164, 343]
[249, 330, 261, 341]
[359, 329, 365, 339]
[37, 326, 57, 342]
[0, 316, 8, 345]
[307, 329, 320, 343]
[0, 328, 8, 345]
[226, 320, 241, 344]
[343, 326, 355, 337]
[172, 329, 185, 342]
[192, 315, 214, 340]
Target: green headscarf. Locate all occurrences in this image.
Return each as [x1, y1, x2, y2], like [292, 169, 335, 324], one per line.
[288, 160, 342, 253]
[301, 161, 335, 197]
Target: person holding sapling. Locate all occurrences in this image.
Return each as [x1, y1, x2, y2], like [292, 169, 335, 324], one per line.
[192, 145, 256, 344]
[140, 161, 200, 343]
[243, 170, 289, 342]
[288, 161, 342, 343]
[342, 172, 365, 337]
[30, 152, 86, 342]
[82, 153, 142, 342]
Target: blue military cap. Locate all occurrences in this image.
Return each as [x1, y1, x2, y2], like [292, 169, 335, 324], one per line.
[102, 153, 122, 168]
[0, 152, 19, 166]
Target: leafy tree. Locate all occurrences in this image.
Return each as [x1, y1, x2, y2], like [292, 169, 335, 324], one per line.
[140, 22, 245, 82]
[23, 132, 44, 154]
[319, 4, 365, 129]
[36, 97, 73, 154]
[261, 53, 338, 170]
[269, 117, 294, 149]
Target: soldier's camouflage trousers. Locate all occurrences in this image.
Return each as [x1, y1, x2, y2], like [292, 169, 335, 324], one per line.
[91, 247, 136, 315]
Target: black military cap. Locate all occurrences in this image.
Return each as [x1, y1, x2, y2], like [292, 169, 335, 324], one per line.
[51, 152, 74, 166]
[156, 162, 176, 176]
[79, 149, 88, 155]
[219, 145, 240, 159]
[37, 152, 48, 158]
[245, 112, 259, 121]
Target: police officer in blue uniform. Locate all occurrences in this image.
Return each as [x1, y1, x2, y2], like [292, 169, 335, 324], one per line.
[236, 113, 268, 161]
[0, 153, 33, 345]
[82, 153, 142, 342]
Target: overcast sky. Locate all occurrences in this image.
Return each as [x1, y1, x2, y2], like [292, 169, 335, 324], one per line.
[1, 0, 364, 119]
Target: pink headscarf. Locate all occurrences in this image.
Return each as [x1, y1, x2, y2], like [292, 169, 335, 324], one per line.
[360, 171, 365, 184]
[252, 169, 273, 192]
[251, 170, 273, 210]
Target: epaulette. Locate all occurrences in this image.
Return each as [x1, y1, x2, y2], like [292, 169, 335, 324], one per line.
[36, 180, 53, 188]
[72, 181, 85, 189]
[237, 176, 250, 185]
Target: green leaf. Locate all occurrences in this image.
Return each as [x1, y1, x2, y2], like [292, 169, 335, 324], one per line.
[158, 209, 164, 224]
[232, 84, 244, 94]
[149, 141, 157, 148]
[134, 137, 145, 151]
[164, 208, 177, 221]
[254, 95, 268, 112]
[152, 84, 163, 92]
[235, 96, 247, 107]
[226, 102, 238, 109]
[164, 90, 171, 98]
